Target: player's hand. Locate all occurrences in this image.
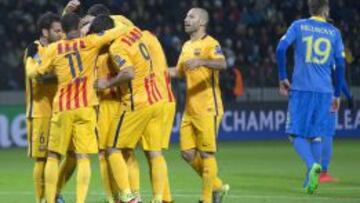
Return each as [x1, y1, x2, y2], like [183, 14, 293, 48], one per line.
[331, 97, 341, 112]
[63, 0, 81, 15]
[80, 15, 95, 36]
[279, 79, 291, 96]
[94, 78, 109, 90]
[184, 58, 204, 70]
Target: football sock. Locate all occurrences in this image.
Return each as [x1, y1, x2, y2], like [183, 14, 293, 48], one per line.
[99, 155, 115, 201]
[310, 137, 322, 164]
[57, 154, 77, 193]
[321, 136, 333, 172]
[33, 160, 46, 203]
[292, 136, 314, 169]
[45, 157, 59, 203]
[76, 158, 91, 203]
[150, 155, 167, 201]
[125, 151, 140, 194]
[163, 165, 172, 202]
[108, 152, 131, 194]
[202, 156, 217, 203]
[190, 153, 223, 190]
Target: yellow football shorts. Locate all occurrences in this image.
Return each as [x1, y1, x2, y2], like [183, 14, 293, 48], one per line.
[108, 102, 164, 150]
[27, 117, 51, 158]
[161, 102, 176, 149]
[180, 114, 223, 152]
[97, 100, 121, 150]
[48, 107, 98, 155]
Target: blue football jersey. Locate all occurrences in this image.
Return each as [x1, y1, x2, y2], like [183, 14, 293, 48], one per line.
[280, 17, 345, 93]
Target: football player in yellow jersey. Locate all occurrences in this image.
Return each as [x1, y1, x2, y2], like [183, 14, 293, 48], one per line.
[141, 30, 176, 203]
[88, 17, 124, 203]
[94, 16, 168, 203]
[27, 13, 134, 203]
[24, 12, 62, 203]
[168, 8, 229, 203]
[86, 5, 144, 202]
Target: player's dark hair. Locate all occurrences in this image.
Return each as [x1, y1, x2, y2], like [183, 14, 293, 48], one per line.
[37, 12, 61, 37]
[61, 13, 80, 33]
[87, 4, 110, 16]
[89, 14, 115, 34]
[308, 0, 329, 16]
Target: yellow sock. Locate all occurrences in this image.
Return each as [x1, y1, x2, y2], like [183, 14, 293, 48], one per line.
[33, 160, 46, 203]
[202, 157, 217, 203]
[99, 155, 114, 201]
[191, 153, 223, 190]
[125, 152, 140, 194]
[57, 154, 77, 193]
[76, 158, 91, 203]
[108, 152, 132, 200]
[45, 157, 59, 203]
[162, 159, 172, 202]
[150, 155, 167, 201]
[109, 168, 120, 199]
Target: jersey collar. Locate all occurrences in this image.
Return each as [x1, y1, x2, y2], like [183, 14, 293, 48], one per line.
[310, 16, 326, 22]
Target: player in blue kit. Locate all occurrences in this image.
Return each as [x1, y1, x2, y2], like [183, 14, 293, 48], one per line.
[275, 0, 345, 194]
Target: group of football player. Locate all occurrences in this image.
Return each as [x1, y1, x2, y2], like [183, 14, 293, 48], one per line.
[24, 1, 229, 203]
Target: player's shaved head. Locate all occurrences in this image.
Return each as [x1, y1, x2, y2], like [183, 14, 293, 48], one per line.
[191, 7, 209, 26]
[184, 7, 209, 34]
[87, 4, 111, 17]
[308, 0, 329, 16]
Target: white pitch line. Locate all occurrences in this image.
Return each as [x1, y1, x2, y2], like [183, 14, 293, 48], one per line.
[0, 191, 359, 201]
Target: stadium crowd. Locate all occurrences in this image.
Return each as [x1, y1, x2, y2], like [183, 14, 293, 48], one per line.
[1, 0, 360, 98]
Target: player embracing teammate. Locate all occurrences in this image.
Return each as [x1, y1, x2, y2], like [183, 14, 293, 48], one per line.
[24, 1, 229, 203]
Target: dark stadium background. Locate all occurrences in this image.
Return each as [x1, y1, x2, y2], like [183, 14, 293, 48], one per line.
[0, 1, 359, 202]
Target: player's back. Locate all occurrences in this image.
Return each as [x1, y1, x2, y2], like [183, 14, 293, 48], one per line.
[142, 30, 175, 103]
[110, 26, 162, 111]
[39, 29, 123, 112]
[285, 17, 343, 93]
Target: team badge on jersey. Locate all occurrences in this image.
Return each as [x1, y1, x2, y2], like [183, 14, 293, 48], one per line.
[113, 55, 126, 67]
[215, 45, 223, 55]
[194, 48, 201, 56]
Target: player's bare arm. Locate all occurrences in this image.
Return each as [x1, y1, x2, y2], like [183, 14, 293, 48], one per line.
[95, 66, 134, 90]
[62, 0, 81, 16]
[184, 58, 226, 71]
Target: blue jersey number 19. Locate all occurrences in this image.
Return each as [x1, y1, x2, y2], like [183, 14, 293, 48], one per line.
[303, 36, 331, 64]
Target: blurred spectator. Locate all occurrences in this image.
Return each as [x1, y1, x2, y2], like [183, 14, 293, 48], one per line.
[1, 0, 360, 100]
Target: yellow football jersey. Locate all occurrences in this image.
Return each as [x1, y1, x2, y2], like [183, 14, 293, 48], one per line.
[24, 41, 57, 118]
[111, 15, 134, 28]
[142, 31, 175, 103]
[176, 35, 224, 116]
[27, 26, 127, 112]
[109, 26, 163, 111]
[96, 47, 122, 101]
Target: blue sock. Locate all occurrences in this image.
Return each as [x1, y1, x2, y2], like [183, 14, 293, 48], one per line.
[321, 136, 333, 172]
[292, 136, 315, 170]
[310, 137, 322, 164]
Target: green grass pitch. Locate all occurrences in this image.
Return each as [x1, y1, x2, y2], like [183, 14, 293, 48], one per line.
[0, 140, 359, 203]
